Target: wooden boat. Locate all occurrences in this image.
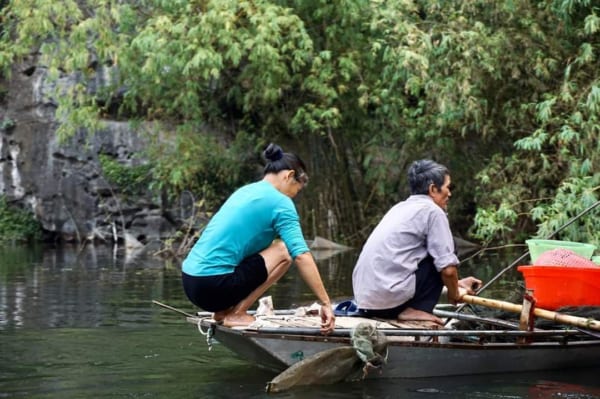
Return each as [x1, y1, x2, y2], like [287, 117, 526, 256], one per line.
[186, 307, 600, 379]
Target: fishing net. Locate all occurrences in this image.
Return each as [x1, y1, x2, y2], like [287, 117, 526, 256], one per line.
[350, 322, 388, 371]
[534, 248, 597, 268]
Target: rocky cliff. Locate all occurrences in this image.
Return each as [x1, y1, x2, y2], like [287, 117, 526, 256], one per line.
[0, 56, 179, 243]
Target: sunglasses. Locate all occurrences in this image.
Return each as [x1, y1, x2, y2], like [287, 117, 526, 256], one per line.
[294, 171, 309, 187]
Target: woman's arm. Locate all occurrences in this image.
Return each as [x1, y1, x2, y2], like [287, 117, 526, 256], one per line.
[294, 252, 335, 334]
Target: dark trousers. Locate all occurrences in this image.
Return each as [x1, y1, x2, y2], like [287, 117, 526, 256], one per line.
[362, 255, 443, 319]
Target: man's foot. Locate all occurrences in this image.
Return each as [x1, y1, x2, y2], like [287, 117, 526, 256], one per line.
[397, 307, 444, 325]
[223, 312, 256, 327]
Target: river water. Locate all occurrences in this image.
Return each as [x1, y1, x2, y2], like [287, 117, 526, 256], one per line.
[1, 243, 599, 398]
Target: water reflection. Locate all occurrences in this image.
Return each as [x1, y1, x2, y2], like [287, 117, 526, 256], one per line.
[0, 243, 523, 330]
[0, 244, 181, 329]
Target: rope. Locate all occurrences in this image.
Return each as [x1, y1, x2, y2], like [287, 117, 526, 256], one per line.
[197, 317, 215, 351]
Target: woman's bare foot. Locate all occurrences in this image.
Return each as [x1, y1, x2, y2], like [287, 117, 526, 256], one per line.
[223, 312, 256, 327]
[397, 307, 444, 325]
[212, 307, 233, 322]
[212, 312, 225, 322]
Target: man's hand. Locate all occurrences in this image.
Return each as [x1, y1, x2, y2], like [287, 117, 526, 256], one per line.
[458, 276, 483, 297]
[320, 304, 335, 335]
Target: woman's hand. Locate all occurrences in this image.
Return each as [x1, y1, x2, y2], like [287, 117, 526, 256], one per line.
[295, 252, 336, 334]
[320, 304, 336, 335]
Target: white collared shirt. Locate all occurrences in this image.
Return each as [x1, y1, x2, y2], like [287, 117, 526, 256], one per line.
[352, 195, 459, 309]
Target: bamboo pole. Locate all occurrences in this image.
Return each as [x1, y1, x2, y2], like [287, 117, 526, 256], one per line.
[152, 300, 196, 318]
[461, 295, 600, 332]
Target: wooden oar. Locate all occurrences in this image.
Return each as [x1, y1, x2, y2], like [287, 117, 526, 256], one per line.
[460, 294, 600, 332]
[266, 347, 361, 393]
[265, 321, 387, 393]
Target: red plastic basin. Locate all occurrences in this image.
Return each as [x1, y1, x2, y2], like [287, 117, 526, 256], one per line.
[517, 265, 600, 310]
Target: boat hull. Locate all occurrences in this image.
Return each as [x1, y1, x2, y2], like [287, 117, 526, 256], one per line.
[194, 319, 600, 378]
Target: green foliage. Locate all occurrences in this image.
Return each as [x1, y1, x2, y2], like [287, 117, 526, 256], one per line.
[0, 117, 15, 130]
[1, 0, 599, 245]
[0, 197, 42, 243]
[145, 126, 256, 207]
[472, 0, 600, 247]
[531, 177, 599, 243]
[98, 154, 153, 196]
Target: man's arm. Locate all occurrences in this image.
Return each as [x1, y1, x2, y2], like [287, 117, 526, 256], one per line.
[441, 265, 460, 303]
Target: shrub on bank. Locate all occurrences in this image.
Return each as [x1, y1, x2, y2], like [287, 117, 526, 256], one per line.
[0, 197, 42, 243]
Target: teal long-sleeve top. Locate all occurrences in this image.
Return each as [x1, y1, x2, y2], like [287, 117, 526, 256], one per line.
[182, 180, 310, 276]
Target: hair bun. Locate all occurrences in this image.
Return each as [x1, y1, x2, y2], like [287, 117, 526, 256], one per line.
[264, 143, 284, 162]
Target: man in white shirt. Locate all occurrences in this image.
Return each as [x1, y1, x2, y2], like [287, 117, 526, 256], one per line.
[352, 159, 481, 324]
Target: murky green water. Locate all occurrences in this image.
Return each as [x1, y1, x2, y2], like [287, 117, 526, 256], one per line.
[1, 244, 599, 398]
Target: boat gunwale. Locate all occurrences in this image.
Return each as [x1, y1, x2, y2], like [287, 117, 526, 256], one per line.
[238, 333, 600, 350]
[189, 317, 600, 348]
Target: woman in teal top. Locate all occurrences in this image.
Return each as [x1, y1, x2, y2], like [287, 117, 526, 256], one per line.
[182, 143, 335, 333]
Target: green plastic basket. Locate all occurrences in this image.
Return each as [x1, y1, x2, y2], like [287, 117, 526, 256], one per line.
[526, 239, 596, 263]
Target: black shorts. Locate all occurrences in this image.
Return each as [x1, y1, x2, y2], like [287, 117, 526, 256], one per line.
[182, 253, 268, 312]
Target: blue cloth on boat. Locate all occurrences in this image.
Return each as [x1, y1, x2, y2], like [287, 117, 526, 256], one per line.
[334, 299, 365, 317]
